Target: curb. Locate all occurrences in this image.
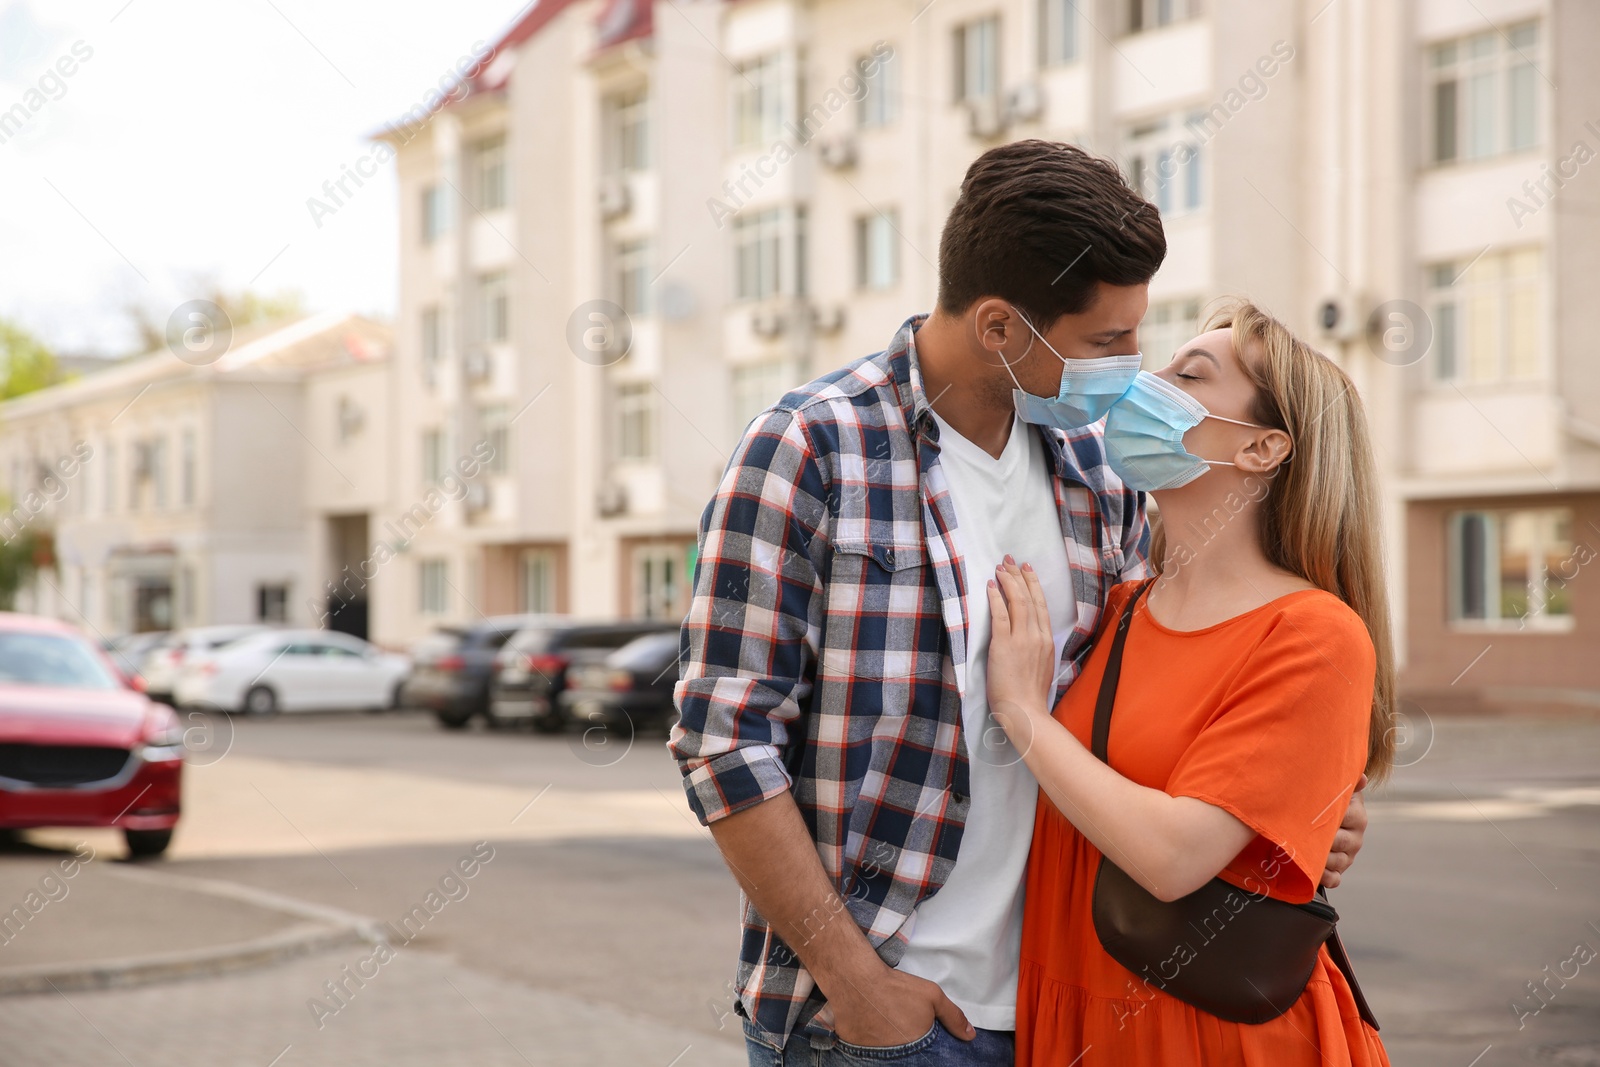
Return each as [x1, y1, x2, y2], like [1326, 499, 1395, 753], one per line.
[0, 867, 389, 996]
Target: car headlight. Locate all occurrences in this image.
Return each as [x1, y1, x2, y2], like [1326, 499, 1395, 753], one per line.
[139, 717, 186, 762]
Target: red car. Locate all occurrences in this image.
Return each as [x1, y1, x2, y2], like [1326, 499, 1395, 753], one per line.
[0, 614, 183, 858]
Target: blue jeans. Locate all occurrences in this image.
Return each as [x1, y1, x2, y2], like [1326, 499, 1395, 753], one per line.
[744, 1019, 1015, 1066]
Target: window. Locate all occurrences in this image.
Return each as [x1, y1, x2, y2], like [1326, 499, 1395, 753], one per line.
[732, 361, 789, 437]
[1127, 114, 1205, 218]
[733, 206, 807, 301]
[731, 53, 787, 149]
[180, 429, 195, 507]
[615, 382, 657, 462]
[1126, 0, 1198, 34]
[472, 134, 508, 210]
[419, 560, 449, 615]
[129, 437, 167, 511]
[1428, 248, 1541, 383]
[1449, 507, 1573, 629]
[1040, 0, 1079, 67]
[421, 428, 447, 484]
[856, 211, 900, 291]
[519, 549, 557, 613]
[1140, 299, 1203, 370]
[605, 87, 651, 173]
[103, 442, 116, 514]
[479, 404, 509, 475]
[634, 543, 690, 620]
[421, 305, 443, 378]
[256, 583, 289, 624]
[1429, 22, 1540, 164]
[953, 16, 1000, 103]
[422, 184, 449, 243]
[614, 239, 652, 318]
[858, 50, 899, 128]
[478, 271, 509, 342]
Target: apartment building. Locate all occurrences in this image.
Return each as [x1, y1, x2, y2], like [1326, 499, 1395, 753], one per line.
[379, 0, 1597, 707]
[0, 313, 393, 638]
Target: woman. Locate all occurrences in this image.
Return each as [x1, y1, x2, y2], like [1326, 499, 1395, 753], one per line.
[986, 301, 1393, 1065]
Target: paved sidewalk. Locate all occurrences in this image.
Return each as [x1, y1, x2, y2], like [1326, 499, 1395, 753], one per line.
[0, 941, 746, 1067]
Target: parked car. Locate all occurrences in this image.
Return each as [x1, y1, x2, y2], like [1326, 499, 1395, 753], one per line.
[139, 625, 268, 705]
[492, 621, 678, 732]
[175, 629, 410, 715]
[0, 613, 184, 858]
[102, 631, 169, 685]
[402, 615, 551, 730]
[557, 631, 683, 734]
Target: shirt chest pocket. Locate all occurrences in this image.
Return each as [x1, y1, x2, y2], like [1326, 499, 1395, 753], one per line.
[821, 539, 943, 684]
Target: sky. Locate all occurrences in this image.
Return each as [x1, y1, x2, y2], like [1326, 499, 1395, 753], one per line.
[0, 0, 532, 356]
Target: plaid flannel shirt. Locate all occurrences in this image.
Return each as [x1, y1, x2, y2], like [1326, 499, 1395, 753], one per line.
[669, 315, 1151, 1049]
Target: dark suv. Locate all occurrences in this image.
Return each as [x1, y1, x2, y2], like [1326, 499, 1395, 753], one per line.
[486, 620, 676, 732]
[404, 615, 553, 730]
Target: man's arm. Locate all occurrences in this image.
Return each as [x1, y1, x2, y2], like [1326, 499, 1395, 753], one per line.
[708, 795, 973, 1046]
[670, 408, 971, 1047]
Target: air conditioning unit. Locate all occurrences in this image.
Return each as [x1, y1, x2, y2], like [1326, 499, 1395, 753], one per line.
[967, 96, 1008, 140]
[596, 481, 628, 518]
[598, 175, 632, 220]
[1007, 81, 1045, 124]
[817, 134, 858, 170]
[812, 304, 847, 337]
[464, 349, 493, 382]
[751, 308, 785, 340]
[1316, 295, 1364, 343]
[465, 482, 491, 512]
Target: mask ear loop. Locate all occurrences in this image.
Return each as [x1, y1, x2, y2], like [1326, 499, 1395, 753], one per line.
[1000, 310, 1060, 395]
[1197, 414, 1295, 469]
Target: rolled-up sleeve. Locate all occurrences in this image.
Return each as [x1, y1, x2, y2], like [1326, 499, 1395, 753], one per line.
[669, 407, 827, 826]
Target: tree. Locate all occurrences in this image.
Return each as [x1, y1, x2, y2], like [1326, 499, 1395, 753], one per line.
[126, 284, 304, 356]
[0, 320, 63, 400]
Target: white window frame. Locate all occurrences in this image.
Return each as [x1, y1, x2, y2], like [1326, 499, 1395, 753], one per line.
[953, 16, 1000, 104]
[634, 543, 687, 621]
[473, 134, 508, 210]
[1039, 0, 1080, 67]
[479, 404, 510, 475]
[1426, 247, 1543, 385]
[733, 206, 807, 302]
[1127, 113, 1206, 219]
[419, 560, 449, 615]
[614, 238, 653, 318]
[605, 86, 651, 173]
[1125, 0, 1200, 35]
[478, 271, 509, 343]
[421, 428, 447, 485]
[856, 210, 900, 292]
[731, 360, 790, 439]
[1427, 21, 1541, 166]
[615, 381, 657, 463]
[1447, 507, 1575, 631]
[422, 184, 449, 244]
[858, 50, 899, 128]
[731, 53, 788, 149]
[1140, 298, 1203, 371]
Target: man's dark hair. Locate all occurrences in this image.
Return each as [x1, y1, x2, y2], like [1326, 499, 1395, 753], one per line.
[937, 140, 1166, 328]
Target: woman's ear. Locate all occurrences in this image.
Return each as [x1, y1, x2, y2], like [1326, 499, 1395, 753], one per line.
[1235, 429, 1293, 474]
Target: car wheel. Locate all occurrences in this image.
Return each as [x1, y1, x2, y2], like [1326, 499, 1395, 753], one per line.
[532, 709, 565, 734]
[434, 710, 473, 731]
[389, 682, 405, 711]
[124, 828, 172, 859]
[242, 685, 279, 717]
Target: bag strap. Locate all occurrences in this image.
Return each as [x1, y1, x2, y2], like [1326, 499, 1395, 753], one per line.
[1090, 580, 1154, 763]
[1088, 580, 1381, 1032]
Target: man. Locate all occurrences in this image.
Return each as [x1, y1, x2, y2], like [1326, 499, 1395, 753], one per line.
[669, 140, 1367, 1066]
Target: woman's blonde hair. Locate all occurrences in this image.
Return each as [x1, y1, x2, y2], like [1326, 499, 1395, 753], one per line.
[1155, 300, 1396, 781]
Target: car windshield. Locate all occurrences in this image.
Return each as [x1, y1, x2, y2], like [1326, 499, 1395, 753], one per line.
[0, 633, 121, 690]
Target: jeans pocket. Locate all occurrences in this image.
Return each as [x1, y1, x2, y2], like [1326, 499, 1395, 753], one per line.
[830, 1022, 940, 1061]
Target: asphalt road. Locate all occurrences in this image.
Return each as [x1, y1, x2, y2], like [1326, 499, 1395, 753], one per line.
[0, 708, 1596, 1066]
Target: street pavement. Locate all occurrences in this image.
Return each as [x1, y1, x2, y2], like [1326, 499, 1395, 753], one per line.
[0, 708, 1595, 1065]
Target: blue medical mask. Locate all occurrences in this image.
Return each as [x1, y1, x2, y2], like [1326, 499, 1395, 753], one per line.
[1003, 313, 1143, 430]
[1102, 371, 1272, 491]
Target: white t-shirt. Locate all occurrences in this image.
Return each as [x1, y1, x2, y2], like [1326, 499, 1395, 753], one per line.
[895, 411, 1078, 1032]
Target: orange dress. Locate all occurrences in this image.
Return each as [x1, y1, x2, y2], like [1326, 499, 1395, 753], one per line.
[1016, 582, 1390, 1066]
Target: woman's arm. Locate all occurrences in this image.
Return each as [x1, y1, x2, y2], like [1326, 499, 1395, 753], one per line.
[985, 561, 1254, 902]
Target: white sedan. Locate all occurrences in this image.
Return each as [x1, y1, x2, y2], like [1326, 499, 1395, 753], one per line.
[175, 630, 411, 715]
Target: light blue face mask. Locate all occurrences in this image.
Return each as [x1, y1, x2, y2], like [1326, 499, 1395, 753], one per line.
[1003, 313, 1143, 430]
[1102, 371, 1272, 491]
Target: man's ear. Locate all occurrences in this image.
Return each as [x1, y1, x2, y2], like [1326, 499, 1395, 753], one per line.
[1235, 429, 1293, 474]
[972, 298, 1015, 354]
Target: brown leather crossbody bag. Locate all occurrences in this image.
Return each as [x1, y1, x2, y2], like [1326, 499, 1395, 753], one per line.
[1086, 580, 1379, 1028]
